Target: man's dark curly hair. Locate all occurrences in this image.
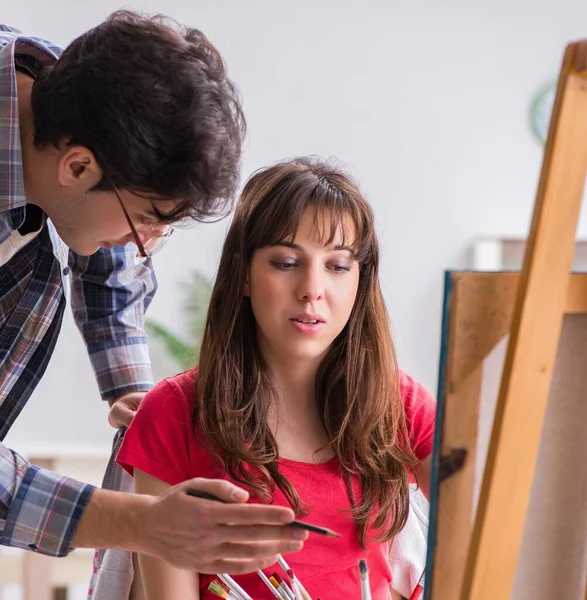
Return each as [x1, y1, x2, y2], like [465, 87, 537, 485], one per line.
[31, 10, 246, 223]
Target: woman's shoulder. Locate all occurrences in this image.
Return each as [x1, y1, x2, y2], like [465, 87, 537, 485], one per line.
[399, 369, 437, 460]
[399, 370, 436, 410]
[161, 367, 199, 399]
[147, 367, 198, 404]
[138, 367, 199, 419]
[118, 367, 206, 483]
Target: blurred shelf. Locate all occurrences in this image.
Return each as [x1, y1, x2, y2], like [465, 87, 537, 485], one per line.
[473, 236, 587, 271]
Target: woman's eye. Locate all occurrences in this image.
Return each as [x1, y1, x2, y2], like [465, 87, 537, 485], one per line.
[330, 264, 352, 273]
[270, 260, 297, 271]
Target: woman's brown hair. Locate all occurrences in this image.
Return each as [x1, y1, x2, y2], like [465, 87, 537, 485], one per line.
[195, 157, 418, 547]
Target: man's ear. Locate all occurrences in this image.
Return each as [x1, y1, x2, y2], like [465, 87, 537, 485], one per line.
[57, 146, 101, 190]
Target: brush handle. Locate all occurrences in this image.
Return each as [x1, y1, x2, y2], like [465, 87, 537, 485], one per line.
[277, 554, 291, 572]
[291, 579, 305, 600]
[274, 588, 291, 600]
[257, 570, 283, 599]
[278, 582, 296, 600]
[187, 489, 339, 537]
[218, 573, 251, 600]
[360, 578, 373, 600]
[298, 584, 313, 600]
[277, 555, 313, 600]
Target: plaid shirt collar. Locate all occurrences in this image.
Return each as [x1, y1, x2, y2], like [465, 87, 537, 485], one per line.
[0, 31, 59, 218]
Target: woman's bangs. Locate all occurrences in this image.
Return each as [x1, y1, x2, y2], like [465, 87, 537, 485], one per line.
[248, 181, 373, 260]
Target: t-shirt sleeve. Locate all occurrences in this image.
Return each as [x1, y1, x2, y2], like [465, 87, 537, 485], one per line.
[116, 377, 194, 486]
[400, 371, 437, 461]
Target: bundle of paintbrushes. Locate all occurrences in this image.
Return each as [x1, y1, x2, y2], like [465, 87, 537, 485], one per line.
[208, 556, 378, 599]
[207, 554, 313, 600]
[268, 554, 311, 600]
[190, 486, 378, 599]
[208, 573, 254, 599]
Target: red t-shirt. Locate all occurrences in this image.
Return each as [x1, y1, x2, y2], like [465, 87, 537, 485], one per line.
[117, 369, 436, 600]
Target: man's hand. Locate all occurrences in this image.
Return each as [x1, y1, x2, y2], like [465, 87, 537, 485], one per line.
[140, 478, 308, 573]
[74, 478, 307, 574]
[108, 392, 144, 429]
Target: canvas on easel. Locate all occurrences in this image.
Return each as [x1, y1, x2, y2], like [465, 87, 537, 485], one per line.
[424, 39, 587, 599]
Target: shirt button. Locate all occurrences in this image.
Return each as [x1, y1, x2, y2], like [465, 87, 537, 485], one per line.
[62, 266, 71, 276]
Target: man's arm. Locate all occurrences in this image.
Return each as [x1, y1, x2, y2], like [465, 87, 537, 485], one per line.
[69, 245, 156, 410]
[0, 443, 94, 557]
[1, 442, 307, 570]
[74, 476, 307, 574]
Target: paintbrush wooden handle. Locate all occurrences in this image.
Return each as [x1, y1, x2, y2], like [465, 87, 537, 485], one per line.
[187, 488, 339, 537]
[299, 586, 313, 600]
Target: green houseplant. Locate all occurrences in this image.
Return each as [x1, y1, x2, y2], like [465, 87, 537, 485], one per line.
[145, 271, 212, 369]
[530, 81, 555, 145]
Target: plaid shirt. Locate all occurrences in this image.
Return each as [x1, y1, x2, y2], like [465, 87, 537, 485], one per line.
[0, 26, 157, 557]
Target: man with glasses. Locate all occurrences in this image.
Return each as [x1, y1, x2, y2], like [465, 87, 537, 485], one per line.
[0, 11, 306, 578]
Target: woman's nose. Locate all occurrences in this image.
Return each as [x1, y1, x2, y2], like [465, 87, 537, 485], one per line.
[297, 267, 324, 302]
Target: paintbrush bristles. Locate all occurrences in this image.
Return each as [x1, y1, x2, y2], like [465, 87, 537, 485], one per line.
[359, 558, 368, 577]
[208, 580, 229, 598]
[358, 559, 373, 600]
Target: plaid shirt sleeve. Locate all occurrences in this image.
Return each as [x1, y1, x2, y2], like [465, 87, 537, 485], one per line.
[0, 443, 94, 556]
[69, 245, 158, 401]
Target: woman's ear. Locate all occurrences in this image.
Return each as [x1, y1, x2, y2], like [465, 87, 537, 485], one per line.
[234, 252, 250, 296]
[243, 269, 250, 296]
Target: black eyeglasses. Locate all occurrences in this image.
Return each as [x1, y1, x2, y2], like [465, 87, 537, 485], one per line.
[110, 184, 173, 258]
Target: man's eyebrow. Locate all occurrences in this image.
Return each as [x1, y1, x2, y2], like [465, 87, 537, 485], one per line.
[149, 201, 177, 220]
[141, 203, 160, 218]
[270, 241, 357, 254]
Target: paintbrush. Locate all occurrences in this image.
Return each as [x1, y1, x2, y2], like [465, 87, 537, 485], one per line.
[218, 573, 251, 600]
[208, 580, 240, 599]
[269, 575, 295, 600]
[187, 488, 340, 537]
[286, 568, 305, 600]
[358, 559, 373, 600]
[257, 570, 284, 599]
[277, 555, 313, 600]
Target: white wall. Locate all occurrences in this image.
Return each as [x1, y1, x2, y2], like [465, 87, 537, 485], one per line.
[5, 0, 587, 452]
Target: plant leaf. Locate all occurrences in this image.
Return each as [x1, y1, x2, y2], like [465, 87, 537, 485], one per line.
[145, 321, 197, 368]
[179, 271, 212, 342]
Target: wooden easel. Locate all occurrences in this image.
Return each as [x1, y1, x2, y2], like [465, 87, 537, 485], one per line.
[427, 40, 587, 599]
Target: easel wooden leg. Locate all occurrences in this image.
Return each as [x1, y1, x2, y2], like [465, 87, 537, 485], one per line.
[461, 42, 587, 599]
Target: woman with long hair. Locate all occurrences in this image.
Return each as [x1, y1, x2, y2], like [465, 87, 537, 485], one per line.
[117, 157, 436, 599]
